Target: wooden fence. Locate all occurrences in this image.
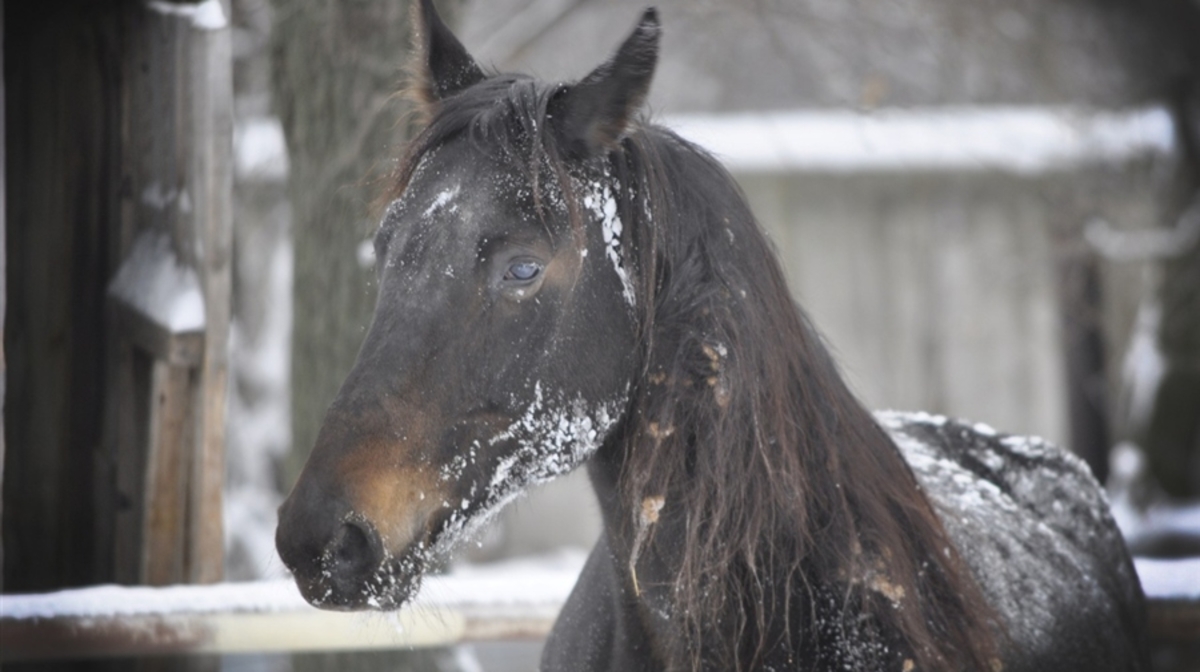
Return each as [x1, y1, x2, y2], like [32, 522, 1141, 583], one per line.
[0, 556, 1196, 662]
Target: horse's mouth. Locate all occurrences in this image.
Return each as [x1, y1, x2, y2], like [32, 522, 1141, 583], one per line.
[292, 524, 435, 612]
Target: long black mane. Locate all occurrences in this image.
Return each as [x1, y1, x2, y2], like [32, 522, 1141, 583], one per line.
[384, 75, 999, 671]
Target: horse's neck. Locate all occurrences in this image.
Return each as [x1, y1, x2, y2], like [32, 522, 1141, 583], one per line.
[585, 448, 692, 661]
[585, 438, 679, 594]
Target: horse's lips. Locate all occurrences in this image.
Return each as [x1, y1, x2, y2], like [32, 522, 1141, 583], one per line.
[290, 536, 430, 612]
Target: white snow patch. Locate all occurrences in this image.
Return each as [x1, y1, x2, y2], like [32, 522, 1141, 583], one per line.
[1135, 557, 1200, 600]
[140, 181, 192, 213]
[356, 239, 376, 269]
[667, 105, 1177, 174]
[1121, 301, 1166, 428]
[108, 229, 206, 333]
[487, 382, 625, 492]
[876, 409, 947, 428]
[582, 181, 636, 308]
[424, 184, 462, 219]
[972, 421, 997, 437]
[234, 117, 289, 182]
[147, 0, 228, 30]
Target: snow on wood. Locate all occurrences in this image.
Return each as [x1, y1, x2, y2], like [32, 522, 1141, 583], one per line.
[147, 0, 228, 31]
[0, 552, 585, 661]
[107, 228, 206, 335]
[665, 105, 1176, 174]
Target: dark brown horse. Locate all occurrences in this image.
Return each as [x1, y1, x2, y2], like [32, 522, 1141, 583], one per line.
[276, 3, 1149, 670]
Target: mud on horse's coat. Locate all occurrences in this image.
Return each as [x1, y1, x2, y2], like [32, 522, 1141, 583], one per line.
[276, 2, 1150, 670]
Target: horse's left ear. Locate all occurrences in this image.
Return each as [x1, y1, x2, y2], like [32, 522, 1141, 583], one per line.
[551, 8, 660, 158]
[411, 0, 486, 109]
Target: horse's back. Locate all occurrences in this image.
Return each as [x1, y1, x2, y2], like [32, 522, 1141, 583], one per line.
[880, 411, 1150, 672]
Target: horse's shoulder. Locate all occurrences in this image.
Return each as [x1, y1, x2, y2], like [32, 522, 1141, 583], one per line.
[876, 410, 1149, 672]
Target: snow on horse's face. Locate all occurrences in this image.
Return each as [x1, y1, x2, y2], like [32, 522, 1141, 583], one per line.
[275, 112, 640, 610]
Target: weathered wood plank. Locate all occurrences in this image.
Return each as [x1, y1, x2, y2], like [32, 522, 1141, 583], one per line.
[110, 300, 205, 367]
[3, 0, 127, 593]
[185, 2, 234, 585]
[141, 362, 194, 586]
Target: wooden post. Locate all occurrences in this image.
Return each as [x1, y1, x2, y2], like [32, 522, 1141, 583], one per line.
[3, 0, 127, 594]
[184, 0, 234, 586]
[108, 0, 233, 588]
[0, 0, 7, 595]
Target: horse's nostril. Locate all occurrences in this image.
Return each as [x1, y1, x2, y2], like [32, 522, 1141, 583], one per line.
[327, 520, 381, 578]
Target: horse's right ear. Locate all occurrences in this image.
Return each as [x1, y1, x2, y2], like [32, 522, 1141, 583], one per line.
[410, 0, 486, 112]
[551, 8, 660, 159]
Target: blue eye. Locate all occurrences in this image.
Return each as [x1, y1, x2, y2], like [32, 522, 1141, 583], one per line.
[505, 260, 542, 281]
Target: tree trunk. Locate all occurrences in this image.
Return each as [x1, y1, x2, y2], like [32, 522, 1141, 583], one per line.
[272, 0, 464, 482]
[271, 0, 406, 484]
[269, 0, 466, 668]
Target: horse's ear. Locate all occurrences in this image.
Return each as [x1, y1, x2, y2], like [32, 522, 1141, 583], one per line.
[551, 8, 660, 158]
[410, 0, 486, 110]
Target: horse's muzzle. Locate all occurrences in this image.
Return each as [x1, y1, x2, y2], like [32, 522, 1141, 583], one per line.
[276, 490, 411, 610]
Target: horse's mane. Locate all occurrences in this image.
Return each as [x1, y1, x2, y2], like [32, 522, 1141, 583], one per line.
[383, 75, 999, 672]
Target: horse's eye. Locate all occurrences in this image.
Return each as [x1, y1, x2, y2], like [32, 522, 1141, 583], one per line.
[505, 260, 543, 282]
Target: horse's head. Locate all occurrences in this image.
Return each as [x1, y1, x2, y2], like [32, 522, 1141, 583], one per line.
[276, 0, 660, 610]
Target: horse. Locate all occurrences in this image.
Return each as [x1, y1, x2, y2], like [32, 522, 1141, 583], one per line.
[275, 2, 1150, 670]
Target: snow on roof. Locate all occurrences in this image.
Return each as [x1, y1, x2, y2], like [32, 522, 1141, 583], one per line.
[664, 105, 1176, 175]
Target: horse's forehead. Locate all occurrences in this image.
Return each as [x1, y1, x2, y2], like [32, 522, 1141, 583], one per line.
[392, 144, 546, 233]
[407, 147, 493, 211]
